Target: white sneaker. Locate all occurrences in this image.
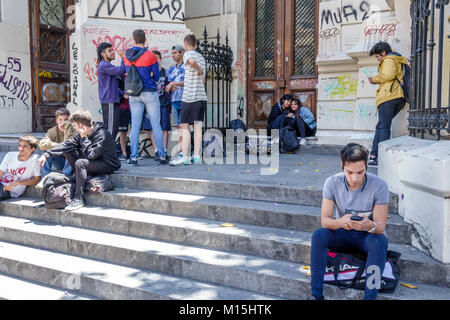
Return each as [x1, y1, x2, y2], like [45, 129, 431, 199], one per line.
[300, 138, 307, 146]
[169, 156, 190, 166]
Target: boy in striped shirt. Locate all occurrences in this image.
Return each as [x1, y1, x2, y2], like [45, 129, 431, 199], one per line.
[170, 34, 207, 166]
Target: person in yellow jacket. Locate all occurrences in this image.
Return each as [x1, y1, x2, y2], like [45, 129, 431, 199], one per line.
[39, 108, 76, 177]
[368, 42, 408, 167]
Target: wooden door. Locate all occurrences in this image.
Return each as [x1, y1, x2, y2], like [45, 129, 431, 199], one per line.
[246, 0, 318, 129]
[30, 0, 73, 132]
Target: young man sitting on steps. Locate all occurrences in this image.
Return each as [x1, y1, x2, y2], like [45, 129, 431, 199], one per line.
[0, 135, 41, 200]
[309, 143, 389, 300]
[37, 109, 120, 211]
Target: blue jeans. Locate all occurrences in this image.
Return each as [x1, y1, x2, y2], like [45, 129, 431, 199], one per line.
[129, 91, 166, 159]
[42, 155, 73, 177]
[310, 228, 388, 300]
[171, 101, 182, 126]
[370, 98, 404, 159]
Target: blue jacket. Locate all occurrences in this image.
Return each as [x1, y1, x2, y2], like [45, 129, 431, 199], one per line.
[124, 47, 160, 92]
[97, 60, 126, 104]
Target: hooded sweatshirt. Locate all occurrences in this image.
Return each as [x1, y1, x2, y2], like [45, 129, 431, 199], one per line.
[124, 47, 160, 92]
[44, 122, 120, 170]
[371, 52, 408, 107]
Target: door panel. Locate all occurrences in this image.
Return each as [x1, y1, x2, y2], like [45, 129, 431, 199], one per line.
[30, 0, 72, 132]
[247, 0, 318, 129]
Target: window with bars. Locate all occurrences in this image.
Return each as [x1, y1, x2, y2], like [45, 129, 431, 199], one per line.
[294, 0, 316, 76]
[255, 0, 274, 78]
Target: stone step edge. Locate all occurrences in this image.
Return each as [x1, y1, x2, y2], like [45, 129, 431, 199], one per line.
[108, 173, 400, 214]
[0, 199, 416, 268]
[0, 214, 447, 294]
[20, 188, 411, 244]
[0, 272, 96, 300]
[0, 240, 277, 300]
[0, 239, 406, 300]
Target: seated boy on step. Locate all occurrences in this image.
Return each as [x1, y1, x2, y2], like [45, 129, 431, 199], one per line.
[37, 109, 120, 211]
[0, 135, 41, 200]
[309, 143, 389, 300]
[39, 107, 76, 177]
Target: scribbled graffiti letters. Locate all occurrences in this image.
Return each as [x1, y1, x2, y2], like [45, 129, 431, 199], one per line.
[0, 57, 31, 109]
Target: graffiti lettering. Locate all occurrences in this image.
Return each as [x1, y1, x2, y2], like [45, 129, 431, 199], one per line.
[364, 23, 396, 38]
[0, 95, 16, 108]
[84, 60, 98, 86]
[0, 57, 31, 109]
[72, 42, 80, 106]
[93, 0, 184, 22]
[319, 27, 340, 40]
[320, 1, 370, 28]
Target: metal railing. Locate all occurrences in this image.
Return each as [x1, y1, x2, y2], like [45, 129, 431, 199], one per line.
[408, 0, 449, 140]
[196, 27, 234, 133]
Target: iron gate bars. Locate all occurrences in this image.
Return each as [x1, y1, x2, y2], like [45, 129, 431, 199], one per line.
[409, 0, 450, 140]
[197, 27, 234, 133]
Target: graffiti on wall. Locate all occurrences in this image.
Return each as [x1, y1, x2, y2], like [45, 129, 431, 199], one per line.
[90, 0, 184, 22]
[319, 74, 358, 100]
[72, 42, 80, 106]
[320, 0, 371, 29]
[0, 57, 31, 109]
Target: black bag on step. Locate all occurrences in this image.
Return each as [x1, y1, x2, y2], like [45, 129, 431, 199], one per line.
[41, 172, 74, 209]
[280, 127, 299, 154]
[324, 250, 401, 293]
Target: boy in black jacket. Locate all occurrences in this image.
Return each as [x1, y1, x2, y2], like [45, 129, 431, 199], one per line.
[38, 109, 120, 211]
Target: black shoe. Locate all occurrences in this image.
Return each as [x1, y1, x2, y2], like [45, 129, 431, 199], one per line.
[368, 159, 378, 167]
[158, 156, 168, 165]
[65, 197, 85, 211]
[126, 158, 138, 165]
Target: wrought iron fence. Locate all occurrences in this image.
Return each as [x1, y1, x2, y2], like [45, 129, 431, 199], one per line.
[196, 27, 234, 133]
[409, 0, 449, 140]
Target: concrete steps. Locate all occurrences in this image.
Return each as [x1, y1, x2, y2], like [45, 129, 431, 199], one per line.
[0, 273, 95, 300]
[0, 172, 447, 299]
[0, 214, 448, 300]
[0, 241, 276, 300]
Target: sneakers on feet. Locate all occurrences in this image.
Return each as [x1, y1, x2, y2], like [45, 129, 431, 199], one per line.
[169, 156, 190, 166]
[300, 138, 307, 146]
[192, 155, 202, 164]
[65, 197, 86, 211]
[118, 154, 127, 161]
[368, 159, 378, 167]
[126, 158, 138, 165]
[368, 155, 378, 167]
[158, 156, 168, 165]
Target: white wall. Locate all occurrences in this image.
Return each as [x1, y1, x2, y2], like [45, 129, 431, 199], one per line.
[316, 0, 411, 147]
[0, 0, 32, 133]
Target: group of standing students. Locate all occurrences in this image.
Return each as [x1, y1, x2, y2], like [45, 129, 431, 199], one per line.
[97, 29, 207, 166]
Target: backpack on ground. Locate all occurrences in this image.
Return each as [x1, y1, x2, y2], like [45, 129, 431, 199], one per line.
[84, 175, 114, 194]
[41, 172, 74, 209]
[124, 63, 143, 97]
[324, 250, 401, 293]
[280, 127, 299, 154]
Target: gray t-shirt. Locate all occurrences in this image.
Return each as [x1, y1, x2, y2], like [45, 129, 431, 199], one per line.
[323, 172, 390, 220]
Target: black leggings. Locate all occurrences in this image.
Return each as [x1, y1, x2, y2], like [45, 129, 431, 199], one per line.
[285, 117, 316, 138]
[65, 151, 114, 198]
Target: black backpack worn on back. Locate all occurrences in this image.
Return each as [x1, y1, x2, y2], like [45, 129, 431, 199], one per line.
[125, 63, 143, 96]
[394, 62, 411, 105]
